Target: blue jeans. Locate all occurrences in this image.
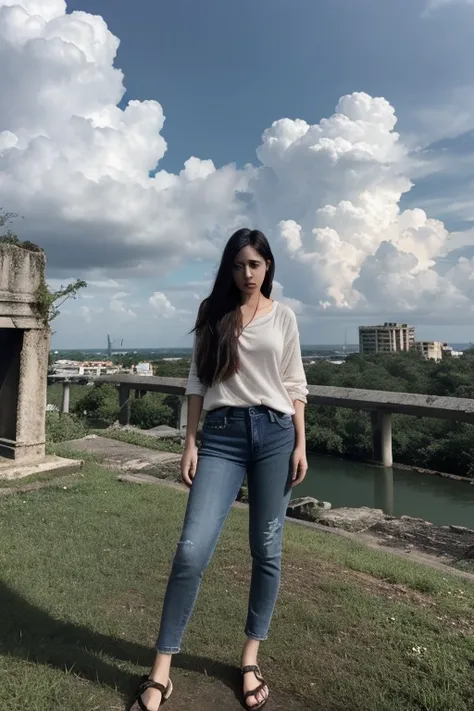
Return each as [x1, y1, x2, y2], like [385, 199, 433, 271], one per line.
[155, 405, 295, 654]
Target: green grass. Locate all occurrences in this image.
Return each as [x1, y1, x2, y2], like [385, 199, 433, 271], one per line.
[0, 464, 473, 711]
[95, 428, 184, 454]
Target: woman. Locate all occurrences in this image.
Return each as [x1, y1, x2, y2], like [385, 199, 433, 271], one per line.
[132, 228, 308, 711]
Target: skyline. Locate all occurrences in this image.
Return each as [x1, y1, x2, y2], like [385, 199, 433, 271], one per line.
[2, 0, 474, 347]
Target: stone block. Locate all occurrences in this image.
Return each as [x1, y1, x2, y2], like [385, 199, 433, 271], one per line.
[287, 496, 332, 522]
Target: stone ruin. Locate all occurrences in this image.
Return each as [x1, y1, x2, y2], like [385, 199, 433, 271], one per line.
[0, 243, 78, 480]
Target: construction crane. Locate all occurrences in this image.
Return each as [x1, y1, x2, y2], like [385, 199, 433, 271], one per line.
[107, 334, 124, 359]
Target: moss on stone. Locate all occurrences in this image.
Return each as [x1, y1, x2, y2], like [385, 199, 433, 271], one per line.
[0, 235, 43, 253]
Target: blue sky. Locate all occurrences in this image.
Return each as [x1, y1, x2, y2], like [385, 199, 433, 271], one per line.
[2, 0, 474, 347]
[66, 0, 472, 180]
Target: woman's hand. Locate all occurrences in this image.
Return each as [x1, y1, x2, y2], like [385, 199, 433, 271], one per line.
[291, 445, 308, 487]
[181, 442, 198, 488]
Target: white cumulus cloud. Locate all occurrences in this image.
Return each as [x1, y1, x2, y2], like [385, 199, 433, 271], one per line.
[249, 92, 474, 319]
[79, 304, 103, 323]
[1, 0, 474, 335]
[149, 291, 177, 319]
[0, 0, 247, 273]
[109, 295, 136, 319]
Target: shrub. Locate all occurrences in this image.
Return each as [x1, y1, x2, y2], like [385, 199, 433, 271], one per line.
[130, 397, 173, 430]
[73, 383, 119, 424]
[46, 412, 88, 443]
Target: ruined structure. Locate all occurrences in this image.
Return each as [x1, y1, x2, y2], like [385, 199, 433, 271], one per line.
[0, 242, 78, 479]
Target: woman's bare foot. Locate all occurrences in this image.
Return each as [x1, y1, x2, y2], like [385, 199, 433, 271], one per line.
[241, 639, 269, 708]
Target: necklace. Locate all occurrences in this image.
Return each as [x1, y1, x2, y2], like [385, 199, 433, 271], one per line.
[240, 293, 260, 334]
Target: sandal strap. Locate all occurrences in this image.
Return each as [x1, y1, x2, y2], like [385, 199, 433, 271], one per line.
[242, 664, 264, 682]
[136, 679, 168, 711]
[244, 681, 266, 701]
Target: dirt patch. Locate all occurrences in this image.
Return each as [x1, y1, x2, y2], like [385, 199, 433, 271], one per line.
[369, 516, 474, 564]
[280, 556, 474, 635]
[281, 558, 434, 607]
[125, 663, 315, 711]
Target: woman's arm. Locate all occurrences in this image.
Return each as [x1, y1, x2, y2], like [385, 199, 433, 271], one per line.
[184, 394, 204, 448]
[292, 399, 306, 449]
[281, 315, 309, 486]
[281, 318, 309, 407]
[291, 399, 308, 487]
[181, 339, 207, 487]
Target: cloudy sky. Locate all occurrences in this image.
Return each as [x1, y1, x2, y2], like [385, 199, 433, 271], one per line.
[1, 0, 474, 348]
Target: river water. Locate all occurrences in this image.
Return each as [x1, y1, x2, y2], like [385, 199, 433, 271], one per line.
[293, 454, 474, 528]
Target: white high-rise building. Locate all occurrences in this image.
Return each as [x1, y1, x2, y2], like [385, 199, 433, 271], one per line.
[359, 323, 415, 354]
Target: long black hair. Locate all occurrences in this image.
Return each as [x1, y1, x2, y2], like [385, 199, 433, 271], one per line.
[193, 228, 275, 386]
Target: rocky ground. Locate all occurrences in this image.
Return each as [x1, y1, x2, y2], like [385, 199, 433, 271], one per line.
[287, 498, 474, 572]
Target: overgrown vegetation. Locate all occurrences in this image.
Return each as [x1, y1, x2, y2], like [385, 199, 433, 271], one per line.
[46, 383, 178, 447]
[0, 210, 87, 324]
[152, 359, 190, 378]
[0, 211, 41, 252]
[45, 411, 88, 445]
[70, 383, 175, 430]
[36, 278, 87, 325]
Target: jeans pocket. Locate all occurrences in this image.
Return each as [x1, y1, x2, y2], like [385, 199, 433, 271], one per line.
[273, 412, 294, 430]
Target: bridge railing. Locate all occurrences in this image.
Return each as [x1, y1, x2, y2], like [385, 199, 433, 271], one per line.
[50, 374, 474, 468]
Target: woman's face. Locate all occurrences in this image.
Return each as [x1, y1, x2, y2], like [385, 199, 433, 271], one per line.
[232, 245, 270, 296]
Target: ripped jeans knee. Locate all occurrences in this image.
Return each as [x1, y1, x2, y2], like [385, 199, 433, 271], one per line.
[173, 537, 209, 578]
[263, 517, 282, 549]
[251, 516, 284, 563]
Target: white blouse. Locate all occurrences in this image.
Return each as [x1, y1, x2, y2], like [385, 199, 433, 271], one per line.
[185, 301, 308, 415]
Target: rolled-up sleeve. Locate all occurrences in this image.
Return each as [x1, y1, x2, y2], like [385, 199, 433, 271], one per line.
[185, 339, 208, 398]
[281, 324, 308, 404]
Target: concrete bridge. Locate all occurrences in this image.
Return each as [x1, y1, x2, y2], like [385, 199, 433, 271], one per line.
[51, 374, 474, 468]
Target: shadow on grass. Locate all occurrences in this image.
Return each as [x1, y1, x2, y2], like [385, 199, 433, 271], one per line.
[0, 580, 241, 707]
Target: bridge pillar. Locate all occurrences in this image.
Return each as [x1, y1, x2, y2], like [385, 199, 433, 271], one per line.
[61, 381, 70, 414]
[371, 410, 393, 467]
[119, 385, 131, 426]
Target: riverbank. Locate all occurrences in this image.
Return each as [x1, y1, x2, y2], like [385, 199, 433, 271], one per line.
[395, 460, 474, 484]
[287, 501, 474, 575]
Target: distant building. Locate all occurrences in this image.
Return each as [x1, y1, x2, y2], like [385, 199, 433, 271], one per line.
[415, 341, 443, 361]
[359, 323, 415, 354]
[133, 361, 153, 376]
[440, 344, 463, 358]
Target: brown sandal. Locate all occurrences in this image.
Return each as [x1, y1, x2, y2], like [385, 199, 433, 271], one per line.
[130, 675, 173, 711]
[241, 665, 269, 710]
